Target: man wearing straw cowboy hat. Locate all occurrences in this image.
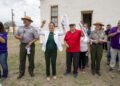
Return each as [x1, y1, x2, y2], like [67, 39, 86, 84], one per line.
[15, 16, 39, 79]
[90, 22, 107, 76]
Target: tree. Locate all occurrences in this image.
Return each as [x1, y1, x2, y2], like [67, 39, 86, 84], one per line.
[4, 21, 16, 33]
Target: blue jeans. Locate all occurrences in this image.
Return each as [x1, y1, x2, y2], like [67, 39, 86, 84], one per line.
[0, 52, 8, 78]
[107, 42, 111, 63]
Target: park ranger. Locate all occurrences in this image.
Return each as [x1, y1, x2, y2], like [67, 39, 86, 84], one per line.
[15, 16, 39, 79]
[90, 22, 107, 76]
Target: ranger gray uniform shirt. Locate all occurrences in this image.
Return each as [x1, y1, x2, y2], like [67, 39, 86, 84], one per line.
[15, 26, 39, 43]
[90, 30, 106, 41]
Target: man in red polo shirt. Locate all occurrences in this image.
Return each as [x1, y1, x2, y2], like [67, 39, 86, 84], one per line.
[64, 24, 82, 78]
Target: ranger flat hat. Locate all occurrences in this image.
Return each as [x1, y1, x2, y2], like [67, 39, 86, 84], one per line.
[21, 16, 33, 22]
[93, 22, 104, 26]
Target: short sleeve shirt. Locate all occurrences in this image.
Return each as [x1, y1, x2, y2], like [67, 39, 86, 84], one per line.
[0, 32, 7, 54]
[109, 27, 120, 49]
[15, 26, 39, 43]
[90, 30, 106, 41]
[64, 29, 81, 52]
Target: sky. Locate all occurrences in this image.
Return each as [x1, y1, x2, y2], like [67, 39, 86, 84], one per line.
[0, 0, 41, 26]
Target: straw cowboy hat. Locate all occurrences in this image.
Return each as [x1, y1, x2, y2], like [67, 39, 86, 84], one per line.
[93, 22, 104, 26]
[21, 16, 33, 22]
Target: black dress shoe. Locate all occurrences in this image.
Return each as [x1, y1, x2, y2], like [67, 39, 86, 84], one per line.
[29, 72, 34, 77]
[17, 74, 24, 79]
[96, 72, 101, 76]
[92, 72, 95, 75]
[91, 71, 95, 75]
[73, 74, 78, 78]
[63, 72, 71, 76]
[107, 62, 110, 65]
[109, 67, 114, 71]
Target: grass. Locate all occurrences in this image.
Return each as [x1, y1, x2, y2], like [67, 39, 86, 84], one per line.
[0, 35, 120, 86]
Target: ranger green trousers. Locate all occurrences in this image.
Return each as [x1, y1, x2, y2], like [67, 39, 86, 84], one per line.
[90, 44, 103, 73]
[19, 43, 35, 75]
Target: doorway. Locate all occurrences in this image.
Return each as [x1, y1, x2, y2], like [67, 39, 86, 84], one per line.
[81, 11, 93, 27]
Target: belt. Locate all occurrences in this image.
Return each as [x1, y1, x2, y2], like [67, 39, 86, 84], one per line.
[20, 42, 35, 45]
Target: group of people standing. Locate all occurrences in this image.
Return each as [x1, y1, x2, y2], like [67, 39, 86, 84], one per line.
[0, 16, 120, 81]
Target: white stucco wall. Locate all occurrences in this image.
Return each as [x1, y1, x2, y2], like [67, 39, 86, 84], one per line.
[40, 0, 120, 29]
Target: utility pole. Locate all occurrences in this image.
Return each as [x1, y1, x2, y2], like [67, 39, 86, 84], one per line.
[11, 9, 15, 34]
[39, 0, 41, 27]
[24, 11, 26, 16]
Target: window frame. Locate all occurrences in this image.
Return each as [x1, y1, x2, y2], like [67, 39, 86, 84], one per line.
[51, 5, 58, 27]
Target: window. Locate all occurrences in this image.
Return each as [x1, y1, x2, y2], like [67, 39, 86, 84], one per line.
[51, 5, 58, 27]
